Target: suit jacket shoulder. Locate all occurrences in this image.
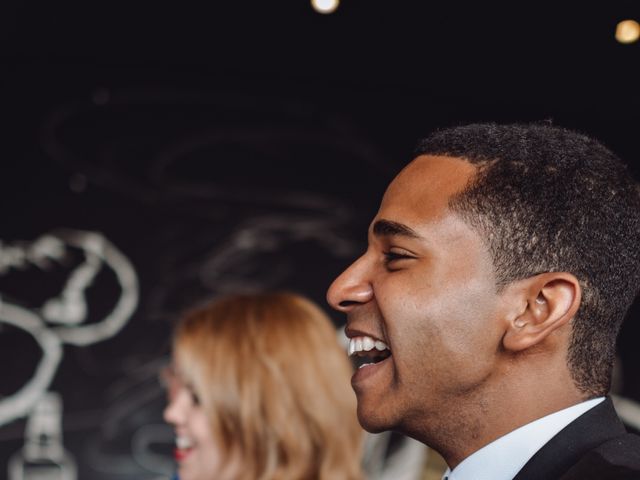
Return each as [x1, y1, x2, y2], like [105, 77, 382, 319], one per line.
[513, 398, 640, 480]
[561, 433, 640, 479]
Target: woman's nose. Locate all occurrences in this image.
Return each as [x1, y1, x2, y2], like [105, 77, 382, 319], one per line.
[163, 391, 187, 426]
[327, 254, 374, 312]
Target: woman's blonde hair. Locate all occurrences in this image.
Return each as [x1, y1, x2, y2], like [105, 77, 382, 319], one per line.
[173, 292, 363, 480]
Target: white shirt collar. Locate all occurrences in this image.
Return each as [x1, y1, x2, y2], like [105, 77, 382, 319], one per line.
[441, 397, 605, 480]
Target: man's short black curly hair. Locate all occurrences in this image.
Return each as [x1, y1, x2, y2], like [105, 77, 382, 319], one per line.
[415, 123, 640, 397]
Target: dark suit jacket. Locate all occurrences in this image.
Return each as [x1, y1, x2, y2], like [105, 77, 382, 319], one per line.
[513, 398, 640, 479]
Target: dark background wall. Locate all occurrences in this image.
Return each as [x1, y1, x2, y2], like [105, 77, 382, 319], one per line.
[1, 2, 639, 479]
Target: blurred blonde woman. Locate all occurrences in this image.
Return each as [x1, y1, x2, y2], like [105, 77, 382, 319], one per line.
[163, 292, 364, 480]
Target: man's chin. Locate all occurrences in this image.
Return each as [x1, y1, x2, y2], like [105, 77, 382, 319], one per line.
[357, 406, 395, 433]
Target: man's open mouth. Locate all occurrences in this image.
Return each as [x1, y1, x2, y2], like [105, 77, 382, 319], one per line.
[348, 336, 392, 369]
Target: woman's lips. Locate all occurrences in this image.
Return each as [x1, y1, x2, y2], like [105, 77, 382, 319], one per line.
[174, 447, 193, 462]
[174, 435, 195, 462]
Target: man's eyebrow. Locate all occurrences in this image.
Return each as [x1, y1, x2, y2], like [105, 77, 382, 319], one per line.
[372, 219, 421, 239]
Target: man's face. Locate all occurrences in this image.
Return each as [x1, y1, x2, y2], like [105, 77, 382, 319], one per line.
[327, 155, 509, 438]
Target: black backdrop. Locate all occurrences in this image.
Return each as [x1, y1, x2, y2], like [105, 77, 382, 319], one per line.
[1, 2, 639, 479]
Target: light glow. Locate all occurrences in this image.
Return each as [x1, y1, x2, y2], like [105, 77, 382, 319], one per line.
[311, 0, 340, 14]
[615, 19, 640, 44]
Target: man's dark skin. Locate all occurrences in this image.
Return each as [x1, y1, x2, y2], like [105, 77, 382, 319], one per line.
[327, 155, 586, 468]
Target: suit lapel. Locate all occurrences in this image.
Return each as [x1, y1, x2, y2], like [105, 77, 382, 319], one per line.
[513, 398, 627, 480]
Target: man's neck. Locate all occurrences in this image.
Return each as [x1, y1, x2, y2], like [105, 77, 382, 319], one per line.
[419, 375, 585, 468]
[440, 397, 606, 480]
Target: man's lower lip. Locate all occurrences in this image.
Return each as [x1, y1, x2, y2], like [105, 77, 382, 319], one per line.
[174, 448, 192, 461]
[351, 356, 391, 384]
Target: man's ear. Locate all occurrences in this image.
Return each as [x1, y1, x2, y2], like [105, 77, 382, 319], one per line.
[503, 272, 581, 352]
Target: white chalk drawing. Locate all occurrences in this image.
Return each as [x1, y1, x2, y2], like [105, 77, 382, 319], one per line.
[0, 230, 139, 480]
[0, 230, 139, 427]
[8, 393, 77, 480]
[0, 303, 62, 429]
[0, 230, 138, 344]
[44, 230, 139, 346]
[0, 235, 66, 274]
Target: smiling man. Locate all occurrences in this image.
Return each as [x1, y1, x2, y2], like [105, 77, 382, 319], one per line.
[328, 123, 640, 479]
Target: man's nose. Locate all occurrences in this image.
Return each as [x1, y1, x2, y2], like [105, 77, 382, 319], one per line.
[327, 254, 374, 312]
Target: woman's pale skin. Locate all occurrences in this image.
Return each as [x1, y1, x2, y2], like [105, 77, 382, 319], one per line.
[163, 364, 223, 480]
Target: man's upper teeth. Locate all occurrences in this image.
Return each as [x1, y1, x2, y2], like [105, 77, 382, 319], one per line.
[176, 436, 194, 449]
[348, 336, 390, 356]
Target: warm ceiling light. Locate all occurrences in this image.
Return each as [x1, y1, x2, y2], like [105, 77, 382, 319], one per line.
[615, 19, 640, 44]
[311, 0, 340, 14]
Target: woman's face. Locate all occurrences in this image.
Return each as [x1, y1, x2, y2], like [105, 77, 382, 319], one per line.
[162, 363, 223, 480]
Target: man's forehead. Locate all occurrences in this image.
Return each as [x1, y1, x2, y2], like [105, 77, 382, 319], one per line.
[379, 155, 477, 215]
[393, 154, 475, 190]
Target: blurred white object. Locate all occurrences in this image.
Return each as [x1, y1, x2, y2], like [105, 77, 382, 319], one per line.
[8, 392, 77, 480]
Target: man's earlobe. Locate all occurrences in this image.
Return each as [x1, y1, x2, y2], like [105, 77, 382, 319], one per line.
[503, 273, 581, 352]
